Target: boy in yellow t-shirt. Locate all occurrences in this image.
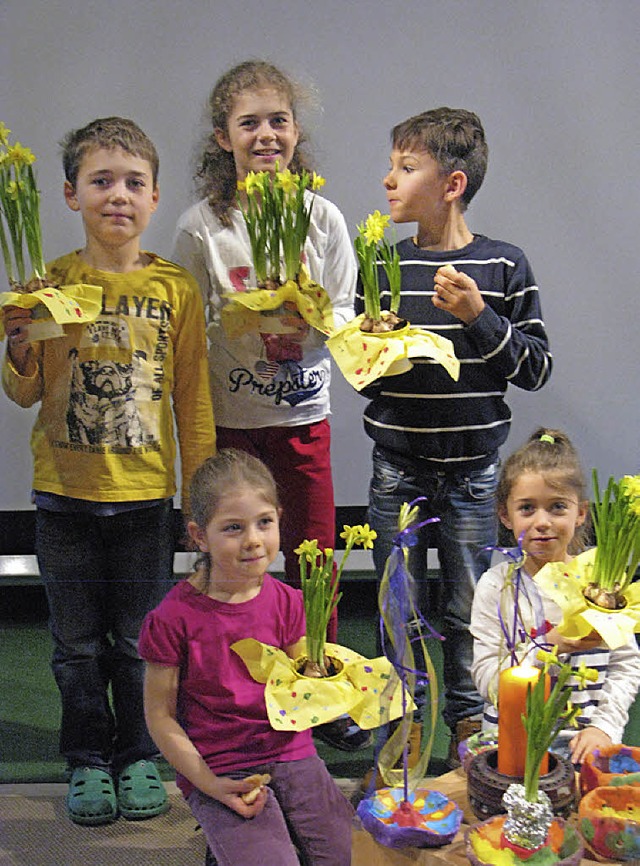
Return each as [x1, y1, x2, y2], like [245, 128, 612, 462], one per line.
[2, 116, 215, 826]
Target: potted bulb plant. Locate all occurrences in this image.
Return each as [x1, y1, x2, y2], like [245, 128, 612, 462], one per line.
[534, 470, 640, 651]
[583, 470, 640, 610]
[231, 524, 411, 734]
[220, 166, 335, 348]
[327, 210, 459, 391]
[0, 122, 102, 340]
[296, 524, 376, 677]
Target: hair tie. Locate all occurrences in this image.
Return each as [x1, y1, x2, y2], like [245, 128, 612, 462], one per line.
[539, 433, 555, 444]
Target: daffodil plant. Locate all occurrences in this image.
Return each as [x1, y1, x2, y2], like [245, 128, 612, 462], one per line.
[354, 210, 401, 328]
[0, 123, 46, 287]
[295, 524, 376, 676]
[522, 649, 598, 802]
[587, 471, 640, 605]
[237, 167, 325, 286]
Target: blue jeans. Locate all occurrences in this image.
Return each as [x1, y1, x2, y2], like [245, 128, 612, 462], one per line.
[368, 446, 498, 729]
[35, 501, 175, 771]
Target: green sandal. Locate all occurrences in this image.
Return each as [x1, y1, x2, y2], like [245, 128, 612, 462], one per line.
[117, 759, 169, 820]
[66, 766, 118, 826]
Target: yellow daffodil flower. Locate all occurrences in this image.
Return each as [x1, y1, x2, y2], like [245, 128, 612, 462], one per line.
[295, 539, 321, 562]
[7, 142, 36, 167]
[311, 172, 325, 190]
[362, 209, 390, 245]
[0, 122, 11, 147]
[621, 474, 640, 499]
[574, 660, 599, 686]
[275, 168, 298, 196]
[536, 646, 560, 670]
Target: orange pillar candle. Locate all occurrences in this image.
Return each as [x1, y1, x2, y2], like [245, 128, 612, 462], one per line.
[497, 665, 549, 777]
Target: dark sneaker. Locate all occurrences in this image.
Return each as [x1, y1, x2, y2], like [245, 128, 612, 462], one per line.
[313, 716, 371, 752]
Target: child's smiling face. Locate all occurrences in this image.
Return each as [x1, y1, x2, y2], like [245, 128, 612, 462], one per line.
[215, 87, 299, 181]
[500, 471, 588, 575]
[189, 484, 280, 600]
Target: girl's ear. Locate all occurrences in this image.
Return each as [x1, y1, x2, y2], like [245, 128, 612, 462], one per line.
[64, 180, 80, 212]
[575, 500, 589, 528]
[187, 520, 208, 553]
[498, 506, 512, 531]
[214, 127, 233, 153]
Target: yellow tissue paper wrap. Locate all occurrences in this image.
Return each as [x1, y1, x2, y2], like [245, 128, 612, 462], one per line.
[221, 266, 334, 340]
[534, 548, 640, 650]
[231, 639, 413, 731]
[0, 283, 103, 339]
[326, 313, 459, 391]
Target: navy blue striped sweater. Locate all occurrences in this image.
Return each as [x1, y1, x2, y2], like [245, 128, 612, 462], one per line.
[355, 234, 552, 470]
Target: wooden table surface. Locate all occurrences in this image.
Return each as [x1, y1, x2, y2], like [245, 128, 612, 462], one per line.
[351, 768, 612, 865]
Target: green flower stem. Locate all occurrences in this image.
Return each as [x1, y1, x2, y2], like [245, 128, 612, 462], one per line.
[522, 653, 596, 802]
[591, 470, 640, 592]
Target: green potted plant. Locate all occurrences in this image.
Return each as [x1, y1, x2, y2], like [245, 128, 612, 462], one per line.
[0, 122, 102, 340]
[296, 523, 376, 677]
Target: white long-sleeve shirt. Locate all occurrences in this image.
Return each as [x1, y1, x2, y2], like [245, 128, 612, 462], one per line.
[173, 193, 356, 429]
[471, 558, 640, 743]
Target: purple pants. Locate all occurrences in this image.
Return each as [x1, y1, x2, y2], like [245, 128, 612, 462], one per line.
[188, 755, 354, 866]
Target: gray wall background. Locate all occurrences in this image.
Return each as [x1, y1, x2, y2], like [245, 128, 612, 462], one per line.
[1, 0, 638, 509]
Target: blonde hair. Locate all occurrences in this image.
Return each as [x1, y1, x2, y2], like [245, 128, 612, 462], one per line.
[195, 60, 313, 226]
[498, 427, 590, 554]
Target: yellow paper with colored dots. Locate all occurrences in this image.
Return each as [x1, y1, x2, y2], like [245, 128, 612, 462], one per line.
[0, 283, 103, 339]
[534, 548, 640, 650]
[221, 265, 334, 340]
[327, 313, 459, 391]
[231, 639, 412, 731]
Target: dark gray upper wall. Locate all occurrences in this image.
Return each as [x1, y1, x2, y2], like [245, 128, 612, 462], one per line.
[1, 0, 638, 508]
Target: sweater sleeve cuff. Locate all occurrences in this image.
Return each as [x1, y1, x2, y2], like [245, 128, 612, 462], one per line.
[464, 304, 505, 354]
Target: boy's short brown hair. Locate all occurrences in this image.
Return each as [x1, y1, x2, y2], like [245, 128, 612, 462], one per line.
[61, 116, 159, 188]
[391, 107, 488, 210]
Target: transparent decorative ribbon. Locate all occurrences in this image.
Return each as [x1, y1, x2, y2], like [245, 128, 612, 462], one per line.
[231, 639, 411, 731]
[326, 313, 459, 391]
[0, 282, 103, 339]
[220, 264, 334, 340]
[534, 548, 640, 650]
[374, 500, 443, 794]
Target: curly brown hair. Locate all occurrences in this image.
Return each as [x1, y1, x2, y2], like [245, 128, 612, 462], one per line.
[195, 60, 313, 227]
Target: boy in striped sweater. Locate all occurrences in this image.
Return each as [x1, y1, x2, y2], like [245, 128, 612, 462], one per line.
[356, 108, 552, 764]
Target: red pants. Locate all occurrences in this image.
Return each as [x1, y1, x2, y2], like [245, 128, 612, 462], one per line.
[216, 420, 338, 641]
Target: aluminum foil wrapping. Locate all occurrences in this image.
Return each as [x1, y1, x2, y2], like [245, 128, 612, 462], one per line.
[502, 784, 553, 850]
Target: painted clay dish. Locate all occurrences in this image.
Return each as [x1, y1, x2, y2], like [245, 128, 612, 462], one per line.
[579, 784, 640, 861]
[580, 744, 640, 796]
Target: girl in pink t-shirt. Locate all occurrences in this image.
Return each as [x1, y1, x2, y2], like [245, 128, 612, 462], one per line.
[140, 448, 353, 866]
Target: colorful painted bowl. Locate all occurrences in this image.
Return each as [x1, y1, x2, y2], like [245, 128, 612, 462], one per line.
[579, 784, 640, 861]
[356, 786, 463, 849]
[580, 744, 640, 796]
[465, 814, 584, 866]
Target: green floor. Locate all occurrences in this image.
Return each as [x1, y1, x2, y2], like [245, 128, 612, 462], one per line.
[3, 582, 640, 785]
